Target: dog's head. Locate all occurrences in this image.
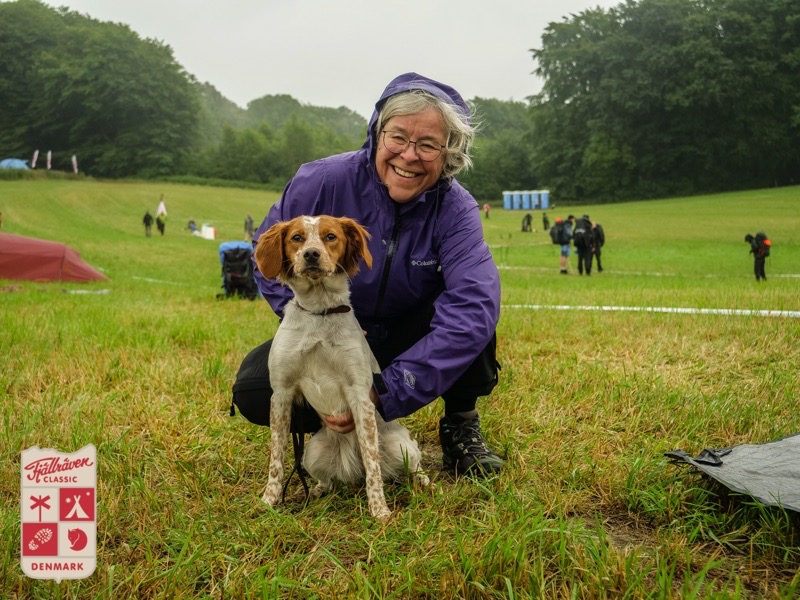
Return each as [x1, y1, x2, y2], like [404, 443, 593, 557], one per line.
[254, 215, 373, 282]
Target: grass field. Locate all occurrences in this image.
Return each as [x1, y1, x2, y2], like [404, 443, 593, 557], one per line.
[1, 179, 799, 598]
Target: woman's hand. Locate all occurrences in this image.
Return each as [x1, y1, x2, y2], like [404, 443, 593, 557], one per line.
[322, 413, 355, 434]
[322, 387, 381, 434]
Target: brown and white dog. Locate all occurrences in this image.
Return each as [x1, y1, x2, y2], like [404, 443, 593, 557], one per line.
[254, 215, 428, 521]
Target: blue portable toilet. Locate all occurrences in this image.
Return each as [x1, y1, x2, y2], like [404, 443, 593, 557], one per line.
[531, 190, 540, 209]
[512, 191, 522, 210]
[502, 191, 512, 210]
[540, 190, 550, 209]
[522, 191, 532, 210]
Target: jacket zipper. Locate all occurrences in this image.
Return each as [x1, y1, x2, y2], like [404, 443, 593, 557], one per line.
[374, 202, 401, 318]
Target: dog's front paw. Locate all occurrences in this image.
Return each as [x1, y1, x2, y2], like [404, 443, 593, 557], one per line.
[261, 483, 282, 507]
[374, 507, 392, 522]
[368, 495, 393, 522]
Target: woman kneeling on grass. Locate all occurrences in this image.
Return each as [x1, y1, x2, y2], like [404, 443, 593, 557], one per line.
[242, 73, 504, 476]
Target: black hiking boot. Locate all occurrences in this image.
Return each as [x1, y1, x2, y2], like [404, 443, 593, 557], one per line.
[439, 412, 504, 476]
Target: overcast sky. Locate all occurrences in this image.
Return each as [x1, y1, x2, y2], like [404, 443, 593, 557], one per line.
[45, 0, 621, 119]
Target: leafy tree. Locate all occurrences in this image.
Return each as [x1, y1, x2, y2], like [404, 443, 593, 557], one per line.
[184, 92, 366, 186]
[201, 126, 272, 183]
[278, 117, 316, 178]
[459, 98, 540, 200]
[530, 0, 800, 201]
[0, 0, 67, 163]
[0, 0, 198, 177]
[194, 82, 249, 147]
[245, 94, 365, 142]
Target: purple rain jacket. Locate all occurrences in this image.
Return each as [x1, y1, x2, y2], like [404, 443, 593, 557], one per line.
[253, 72, 501, 421]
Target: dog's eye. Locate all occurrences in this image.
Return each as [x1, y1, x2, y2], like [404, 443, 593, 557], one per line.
[325, 233, 337, 242]
[291, 234, 304, 242]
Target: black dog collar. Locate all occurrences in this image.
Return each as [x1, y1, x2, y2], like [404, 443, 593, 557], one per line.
[294, 302, 351, 316]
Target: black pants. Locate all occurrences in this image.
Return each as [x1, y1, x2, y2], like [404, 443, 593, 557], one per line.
[754, 256, 766, 280]
[576, 246, 592, 275]
[593, 248, 602, 271]
[231, 293, 499, 431]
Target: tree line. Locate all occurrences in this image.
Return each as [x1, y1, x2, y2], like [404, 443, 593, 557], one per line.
[0, 0, 366, 186]
[529, 0, 800, 201]
[1, 0, 797, 202]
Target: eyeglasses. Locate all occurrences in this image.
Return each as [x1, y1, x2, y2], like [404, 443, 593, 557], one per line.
[381, 130, 446, 162]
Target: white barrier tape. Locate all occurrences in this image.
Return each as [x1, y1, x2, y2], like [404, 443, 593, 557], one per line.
[504, 304, 800, 319]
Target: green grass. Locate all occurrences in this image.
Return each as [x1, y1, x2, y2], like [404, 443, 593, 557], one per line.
[1, 179, 799, 598]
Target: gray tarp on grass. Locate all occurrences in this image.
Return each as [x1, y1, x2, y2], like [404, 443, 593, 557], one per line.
[666, 433, 800, 514]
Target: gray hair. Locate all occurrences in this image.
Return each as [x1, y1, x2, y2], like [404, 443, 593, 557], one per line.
[374, 90, 476, 180]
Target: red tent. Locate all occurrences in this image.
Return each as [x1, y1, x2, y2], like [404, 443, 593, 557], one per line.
[0, 232, 108, 283]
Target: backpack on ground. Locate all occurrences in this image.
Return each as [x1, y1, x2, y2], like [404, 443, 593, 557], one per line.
[572, 218, 593, 248]
[550, 221, 570, 245]
[218, 242, 259, 300]
[754, 232, 771, 257]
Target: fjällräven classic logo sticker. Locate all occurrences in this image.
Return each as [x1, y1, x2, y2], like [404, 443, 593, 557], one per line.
[21, 444, 97, 582]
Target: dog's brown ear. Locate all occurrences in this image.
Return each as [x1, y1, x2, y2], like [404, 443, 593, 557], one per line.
[339, 217, 372, 275]
[254, 222, 287, 280]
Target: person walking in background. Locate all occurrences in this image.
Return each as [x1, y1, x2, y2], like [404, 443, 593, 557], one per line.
[572, 214, 594, 275]
[154, 194, 167, 236]
[143, 211, 153, 237]
[592, 221, 605, 272]
[564, 215, 575, 274]
[550, 216, 573, 274]
[521, 212, 532, 232]
[483, 202, 490, 219]
[244, 214, 255, 241]
[156, 194, 167, 219]
[745, 232, 771, 281]
[542, 212, 550, 233]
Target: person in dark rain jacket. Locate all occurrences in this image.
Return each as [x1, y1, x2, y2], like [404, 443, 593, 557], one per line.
[143, 211, 154, 237]
[250, 73, 503, 475]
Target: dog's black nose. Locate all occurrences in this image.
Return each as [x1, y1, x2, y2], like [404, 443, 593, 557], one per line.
[304, 249, 320, 264]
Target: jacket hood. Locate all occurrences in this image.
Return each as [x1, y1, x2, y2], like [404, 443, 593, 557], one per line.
[363, 72, 471, 156]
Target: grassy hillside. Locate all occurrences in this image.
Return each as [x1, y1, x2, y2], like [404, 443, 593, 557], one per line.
[2, 179, 799, 598]
[1, 179, 278, 293]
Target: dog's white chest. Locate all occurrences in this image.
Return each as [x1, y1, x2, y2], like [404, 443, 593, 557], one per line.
[270, 312, 375, 416]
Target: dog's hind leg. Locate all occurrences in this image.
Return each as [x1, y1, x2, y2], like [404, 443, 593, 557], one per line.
[380, 426, 430, 487]
[351, 401, 391, 521]
[403, 444, 430, 488]
[403, 438, 429, 488]
[309, 480, 333, 500]
[412, 464, 430, 488]
[301, 431, 335, 499]
[261, 392, 292, 507]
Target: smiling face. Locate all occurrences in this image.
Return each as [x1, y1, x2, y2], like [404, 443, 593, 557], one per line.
[375, 108, 447, 203]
